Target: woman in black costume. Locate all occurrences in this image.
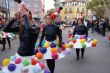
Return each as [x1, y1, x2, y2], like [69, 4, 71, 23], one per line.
[38, 14, 62, 73]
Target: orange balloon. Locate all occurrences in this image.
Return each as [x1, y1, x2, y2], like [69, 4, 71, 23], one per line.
[91, 42, 96, 47]
[51, 48, 58, 53]
[36, 52, 43, 59]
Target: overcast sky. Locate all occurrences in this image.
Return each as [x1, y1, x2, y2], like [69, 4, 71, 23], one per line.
[43, 0, 65, 12]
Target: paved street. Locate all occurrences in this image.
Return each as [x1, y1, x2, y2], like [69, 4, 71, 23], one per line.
[0, 30, 110, 73]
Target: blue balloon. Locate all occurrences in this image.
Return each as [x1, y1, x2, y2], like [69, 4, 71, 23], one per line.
[90, 36, 94, 40]
[41, 40, 45, 46]
[50, 42, 56, 48]
[40, 47, 47, 54]
[35, 42, 39, 48]
[32, 66, 41, 73]
[8, 64, 16, 72]
[74, 35, 78, 39]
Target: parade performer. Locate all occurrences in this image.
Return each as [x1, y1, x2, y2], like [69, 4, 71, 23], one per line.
[36, 12, 71, 73]
[0, 2, 50, 73]
[0, 18, 15, 51]
[72, 18, 97, 60]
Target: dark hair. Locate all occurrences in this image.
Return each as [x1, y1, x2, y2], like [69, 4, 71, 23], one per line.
[77, 18, 84, 24]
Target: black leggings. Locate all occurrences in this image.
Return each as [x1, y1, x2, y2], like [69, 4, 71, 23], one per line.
[76, 48, 85, 58]
[46, 59, 55, 73]
[2, 38, 11, 49]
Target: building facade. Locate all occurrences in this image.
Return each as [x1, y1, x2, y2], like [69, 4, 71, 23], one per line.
[0, 0, 9, 18]
[61, 0, 87, 21]
[9, 0, 43, 18]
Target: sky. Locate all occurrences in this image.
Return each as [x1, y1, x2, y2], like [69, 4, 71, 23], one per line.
[43, 0, 55, 12]
[43, 0, 65, 12]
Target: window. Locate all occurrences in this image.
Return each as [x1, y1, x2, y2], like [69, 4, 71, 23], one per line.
[65, 8, 67, 13]
[82, 8, 85, 13]
[70, 8, 72, 13]
[77, 8, 79, 13]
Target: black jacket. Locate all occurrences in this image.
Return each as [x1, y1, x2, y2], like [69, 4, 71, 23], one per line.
[73, 24, 88, 38]
[39, 24, 62, 47]
[3, 15, 40, 56]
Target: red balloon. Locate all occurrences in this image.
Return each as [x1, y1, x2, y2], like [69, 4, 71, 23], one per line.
[61, 45, 66, 51]
[15, 58, 22, 64]
[73, 39, 76, 43]
[31, 58, 37, 65]
[57, 10, 61, 13]
[50, 13, 56, 20]
[52, 53, 59, 59]
[91, 42, 96, 47]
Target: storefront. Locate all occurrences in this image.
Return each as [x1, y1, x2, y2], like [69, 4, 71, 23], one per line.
[0, 0, 9, 19]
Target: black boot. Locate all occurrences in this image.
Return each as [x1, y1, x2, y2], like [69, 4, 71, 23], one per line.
[76, 49, 80, 60]
[81, 48, 85, 58]
[7, 38, 11, 49]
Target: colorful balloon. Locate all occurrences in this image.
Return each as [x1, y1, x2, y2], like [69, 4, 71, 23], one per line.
[69, 43, 73, 48]
[61, 44, 66, 51]
[65, 44, 70, 48]
[22, 59, 30, 66]
[44, 42, 50, 48]
[69, 38, 73, 42]
[91, 42, 96, 47]
[80, 36, 84, 39]
[73, 39, 77, 43]
[10, 56, 16, 61]
[31, 58, 37, 65]
[52, 53, 59, 59]
[2, 59, 10, 66]
[8, 64, 16, 72]
[93, 39, 98, 44]
[36, 52, 43, 59]
[39, 62, 45, 69]
[80, 39, 85, 44]
[55, 40, 59, 46]
[74, 36, 78, 39]
[51, 48, 58, 53]
[40, 47, 47, 54]
[32, 66, 41, 73]
[50, 13, 56, 20]
[41, 40, 45, 46]
[35, 42, 39, 48]
[50, 42, 56, 48]
[82, 43, 86, 48]
[57, 10, 61, 13]
[15, 58, 22, 64]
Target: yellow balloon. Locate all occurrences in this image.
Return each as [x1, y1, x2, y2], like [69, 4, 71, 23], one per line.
[2, 59, 10, 66]
[93, 39, 98, 44]
[65, 44, 70, 48]
[44, 42, 50, 48]
[80, 39, 85, 44]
